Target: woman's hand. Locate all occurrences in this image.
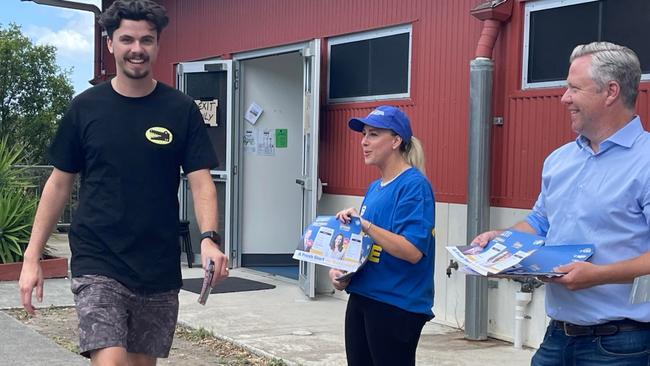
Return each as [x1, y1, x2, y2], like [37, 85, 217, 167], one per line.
[336, 207, 359, 224]
[329, 268, 351, 291]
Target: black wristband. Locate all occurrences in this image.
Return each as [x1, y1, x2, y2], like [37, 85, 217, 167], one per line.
[200, 231, 221, 247]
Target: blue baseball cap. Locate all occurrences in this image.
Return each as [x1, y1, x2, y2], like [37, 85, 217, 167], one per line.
[348, 105, 413, 144]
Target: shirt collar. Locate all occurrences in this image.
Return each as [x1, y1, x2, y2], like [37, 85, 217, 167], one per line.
[575, 116, 643, 152]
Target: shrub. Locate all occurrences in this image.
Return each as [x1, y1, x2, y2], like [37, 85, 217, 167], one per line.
[0, 137, 37, 263]
[0, 188, 37, 263]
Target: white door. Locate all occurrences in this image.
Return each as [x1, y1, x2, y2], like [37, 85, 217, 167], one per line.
[298, 40, 321, 298]
[176, 60, 233, 264]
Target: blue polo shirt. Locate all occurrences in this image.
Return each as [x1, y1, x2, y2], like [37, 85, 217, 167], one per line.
[526, 116, 650, 325]
[347, 167, 435, 318]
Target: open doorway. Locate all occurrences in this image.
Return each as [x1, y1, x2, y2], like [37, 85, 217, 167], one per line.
[237, 52, 303, 280]
[232, 41, 320, 296]
[177, 41, 320, 296]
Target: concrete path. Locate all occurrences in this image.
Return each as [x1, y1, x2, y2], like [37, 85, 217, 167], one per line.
[177, 267, 534, 365]
[0, 233, 534, 365]
[0, 311, 88, 366]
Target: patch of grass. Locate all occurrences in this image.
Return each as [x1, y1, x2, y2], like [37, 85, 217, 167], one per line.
[5, 307, 288, 365]
[176, 325, 215, 342]
[175, 324, 287, 365]
[8, 308, 30, 321]
[267, 359, 287, 366]
[8, 304, 68, 319]
[52, 335, 80, 354]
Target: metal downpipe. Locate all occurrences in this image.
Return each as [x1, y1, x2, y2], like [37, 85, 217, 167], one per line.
[465, 57, 493, 340]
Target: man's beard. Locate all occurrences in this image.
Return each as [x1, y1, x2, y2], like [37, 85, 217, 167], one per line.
[123, 54, 150, 80]
[124, 68, 150, 80]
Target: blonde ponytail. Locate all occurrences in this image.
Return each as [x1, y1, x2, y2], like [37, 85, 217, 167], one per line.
[401, 136, 426, 174]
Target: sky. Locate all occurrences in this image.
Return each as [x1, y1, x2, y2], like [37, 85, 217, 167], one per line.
[0, 0, 103, 95]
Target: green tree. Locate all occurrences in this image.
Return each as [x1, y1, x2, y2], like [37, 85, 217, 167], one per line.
[0, 23, 74, 164]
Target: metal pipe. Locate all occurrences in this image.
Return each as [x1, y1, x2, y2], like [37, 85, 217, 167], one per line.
[514, 291, 532, 348]
[465, 0, 511, 343]
[21, 0, 101, 17]
[465, 57, 493, 341]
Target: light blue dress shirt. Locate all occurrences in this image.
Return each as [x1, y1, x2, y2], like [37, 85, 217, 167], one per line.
[526, 116, 650, 325]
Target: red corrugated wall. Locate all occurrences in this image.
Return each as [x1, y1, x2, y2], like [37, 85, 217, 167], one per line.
[144, 0, 483, 205]
[99, 0, 650, 209]
[490, 2, 650, 208]
[319, 0, 479, 203]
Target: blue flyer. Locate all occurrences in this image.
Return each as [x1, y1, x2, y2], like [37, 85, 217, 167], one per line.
[293, 216, 373, 273]
[446, 230, 595, 276]
[505, 244, 595, 276]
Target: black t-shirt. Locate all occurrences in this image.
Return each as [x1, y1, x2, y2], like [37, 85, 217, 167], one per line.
[49, 81, 218, 293]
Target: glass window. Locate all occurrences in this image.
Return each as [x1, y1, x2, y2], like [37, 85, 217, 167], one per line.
[522, 0, 650, 89]
[328, 24, 411, 102]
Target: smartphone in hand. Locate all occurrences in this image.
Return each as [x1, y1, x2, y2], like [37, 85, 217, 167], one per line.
[198, 260, 215, 305]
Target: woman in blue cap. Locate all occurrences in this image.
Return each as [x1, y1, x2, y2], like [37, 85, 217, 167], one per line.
[329, 105, 435, 366]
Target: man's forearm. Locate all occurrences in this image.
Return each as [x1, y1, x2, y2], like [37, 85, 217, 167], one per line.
[510, 221, 537, 234]
[23, 170, 74, 262]
[601, 251, 650, 284]
[187, 169, 218, 233]
[187, 170, 228, 277]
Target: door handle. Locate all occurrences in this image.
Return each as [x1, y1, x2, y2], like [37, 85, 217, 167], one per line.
[296, 177, 312, 189]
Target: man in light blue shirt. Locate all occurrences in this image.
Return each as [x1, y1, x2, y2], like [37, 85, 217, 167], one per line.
[474, 42, 650, 365]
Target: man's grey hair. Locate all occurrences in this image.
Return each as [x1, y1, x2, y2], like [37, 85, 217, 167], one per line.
[570, 42, 641, 109]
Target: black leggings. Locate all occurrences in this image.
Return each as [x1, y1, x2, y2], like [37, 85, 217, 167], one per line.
[345, 293, 428, 366]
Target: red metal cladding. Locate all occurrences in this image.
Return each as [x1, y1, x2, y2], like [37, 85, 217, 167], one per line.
[97, 0, 650, 209]
[492, 93, 572, 208]
[145, 0, 482, 205]
[319, 0, 481, 205]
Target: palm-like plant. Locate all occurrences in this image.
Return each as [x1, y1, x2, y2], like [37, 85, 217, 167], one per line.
[0, 189, 36, 263]
[0, 137, 37, 264]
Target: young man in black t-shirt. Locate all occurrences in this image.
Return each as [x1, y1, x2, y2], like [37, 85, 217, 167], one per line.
[18, 1, 228, 365]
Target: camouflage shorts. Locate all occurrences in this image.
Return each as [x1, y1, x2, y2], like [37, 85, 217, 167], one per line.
[71, 275, 179, 358]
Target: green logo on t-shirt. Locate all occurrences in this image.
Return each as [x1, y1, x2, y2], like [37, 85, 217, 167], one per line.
[145, 127, 173, 145]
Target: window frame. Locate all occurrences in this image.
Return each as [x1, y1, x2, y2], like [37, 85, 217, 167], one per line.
[522, 0, 650, 90]
[327, 23, 412, 103]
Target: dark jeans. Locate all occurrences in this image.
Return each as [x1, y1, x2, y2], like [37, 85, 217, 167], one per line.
[531, 323, 650, 366]
[345, 293, 428, 366]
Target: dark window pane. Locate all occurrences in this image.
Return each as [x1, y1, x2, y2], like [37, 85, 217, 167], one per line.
[369, 33, 409, 95]
[329, 31, 410, 99]
[602, 0, 650, 74]
[528, 2, 599, 83]
[186, 71, 222, 100]
[329, 40, 370, 99]
[184, 71, 227, 171]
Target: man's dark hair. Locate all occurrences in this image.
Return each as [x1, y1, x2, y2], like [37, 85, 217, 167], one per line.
[99, 0, 169, 39]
